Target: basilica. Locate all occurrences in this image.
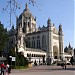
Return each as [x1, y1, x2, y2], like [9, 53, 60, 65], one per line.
[7, 3, 72, 65]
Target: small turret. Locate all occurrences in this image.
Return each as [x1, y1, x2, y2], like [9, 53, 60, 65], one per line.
[12, 25, 14, 29]
[38, 25, 41, 30]
[59, 23, 62, 35]
[47, 18, 51, 27]
[34, 16, 36, 21]
[53, 23, 55, 26]
[59, 23, 64, 60]
[59, 23, 62, 31]
[68, 42, 71, 49]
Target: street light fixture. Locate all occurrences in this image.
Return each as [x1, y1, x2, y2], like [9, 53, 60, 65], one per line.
[9, 56, 12, 66]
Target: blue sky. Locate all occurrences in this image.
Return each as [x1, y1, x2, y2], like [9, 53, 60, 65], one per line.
[0, 0, 74, 48]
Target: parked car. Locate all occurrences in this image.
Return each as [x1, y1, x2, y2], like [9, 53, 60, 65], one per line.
[57, 60, 71, 66]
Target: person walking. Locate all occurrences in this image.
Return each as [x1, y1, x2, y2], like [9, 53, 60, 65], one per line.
[1, 62, 5, 75]
[64, 62, 67, 70]
[5, 63, 11, 75]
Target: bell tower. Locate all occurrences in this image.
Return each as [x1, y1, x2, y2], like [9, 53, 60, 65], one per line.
[59, 24, 64, 60]
[47, 18, 53, 65]
[22, 3, 36, 34]
[16, 3, 37, 52]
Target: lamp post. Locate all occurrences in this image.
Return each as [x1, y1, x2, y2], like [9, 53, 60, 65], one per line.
[9, 56, 12, 66]
[15, 46, 16, 66]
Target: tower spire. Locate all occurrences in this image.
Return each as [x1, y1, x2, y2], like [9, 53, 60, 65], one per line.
[25, 3, 28, 10]
[68, 42, 71, 48]
[47, 18, 51, 27]
[59, 23, 62, 35]
[59, 24, 62, 31]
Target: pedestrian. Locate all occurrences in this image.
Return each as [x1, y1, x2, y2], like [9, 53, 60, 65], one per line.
[64, 62, 67, 70]
[61, 63, 64, 69]
[1, 62, 5, 75]
[5, 63, 11, 75]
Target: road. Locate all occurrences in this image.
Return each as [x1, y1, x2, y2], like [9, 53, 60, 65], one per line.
[11, 65, 75, 75]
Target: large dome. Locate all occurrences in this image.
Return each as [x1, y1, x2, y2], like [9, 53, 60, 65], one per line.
[19, 3, 34, 19]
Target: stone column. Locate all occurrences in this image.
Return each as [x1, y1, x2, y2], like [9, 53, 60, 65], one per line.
[22, 15, 24, 27]
[47, 18, 53, 65]
[21, 35, 24, 47]
[49, 26, 53, 64]
[59, 24, 64, 61]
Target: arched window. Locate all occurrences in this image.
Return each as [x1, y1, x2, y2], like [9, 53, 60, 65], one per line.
[23, 22, 26, 27]
[27, 54, 29, 57]
[28, 41, 31, 48]
[28, 22, 30, 27]
[37, 40, 40, 48]
[42, 34, 46, 48]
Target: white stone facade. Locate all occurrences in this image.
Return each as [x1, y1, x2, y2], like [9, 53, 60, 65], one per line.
[8, 3, 65, 65]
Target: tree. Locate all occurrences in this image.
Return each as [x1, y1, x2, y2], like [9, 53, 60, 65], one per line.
[70, 56, 74, 65]
[16, 52, 28, 66]
[9, 47, 15, 57]
[74, 48, 75, 55]
[0, 22, 9, 55]
[2, 0, 36, 27]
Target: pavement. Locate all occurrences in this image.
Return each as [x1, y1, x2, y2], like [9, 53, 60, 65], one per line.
[11, 65, 75, 75]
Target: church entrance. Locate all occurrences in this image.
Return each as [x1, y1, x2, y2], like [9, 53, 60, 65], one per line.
[53, 46, 58, 59]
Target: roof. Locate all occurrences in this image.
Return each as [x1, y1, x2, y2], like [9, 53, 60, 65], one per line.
[19, 3, 34, 19]
[64, 53, 72, 57]
[26, 29, 48, 36]
[8, 27, 16, 36]
[26, 48, 46, 53]
[64, 53, 71, 55]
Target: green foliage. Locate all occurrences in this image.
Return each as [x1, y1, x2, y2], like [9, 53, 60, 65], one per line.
[9, 47, 15, 56]
[0, 22, 9, 54]
[12, 65, 28, 69]
[16, 52, 28, 66]
[70, 56, 74, 65]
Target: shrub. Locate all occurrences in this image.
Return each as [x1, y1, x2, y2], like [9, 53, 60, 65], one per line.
[16, 52, 28, 66]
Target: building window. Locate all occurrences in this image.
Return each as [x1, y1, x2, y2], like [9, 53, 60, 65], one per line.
[34, 41, 35, 48]
[32, 36, 35, 40]
[38, 40, 40, 48]
[32, 36, 35, 48]
[37, 40, 38, 48]
[27, 54, 29, 57]
[37, 35, 40, 39]
[26, 40, 31, 48]
[54, 56, 57, 59]
[32, 41, 33, 48]
[42, 34, 46, 49]
[23, 22, 26, 27]
[28, 41, 31, 48]
[32, 54, 33, 57]
[37, 40, 40, 48]
[28, 22, 30, 27]
[32, 41, 35, 48]
[28, 37, 30, 40]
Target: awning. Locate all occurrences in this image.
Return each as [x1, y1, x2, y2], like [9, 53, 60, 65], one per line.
[0, 57, 7, 61]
